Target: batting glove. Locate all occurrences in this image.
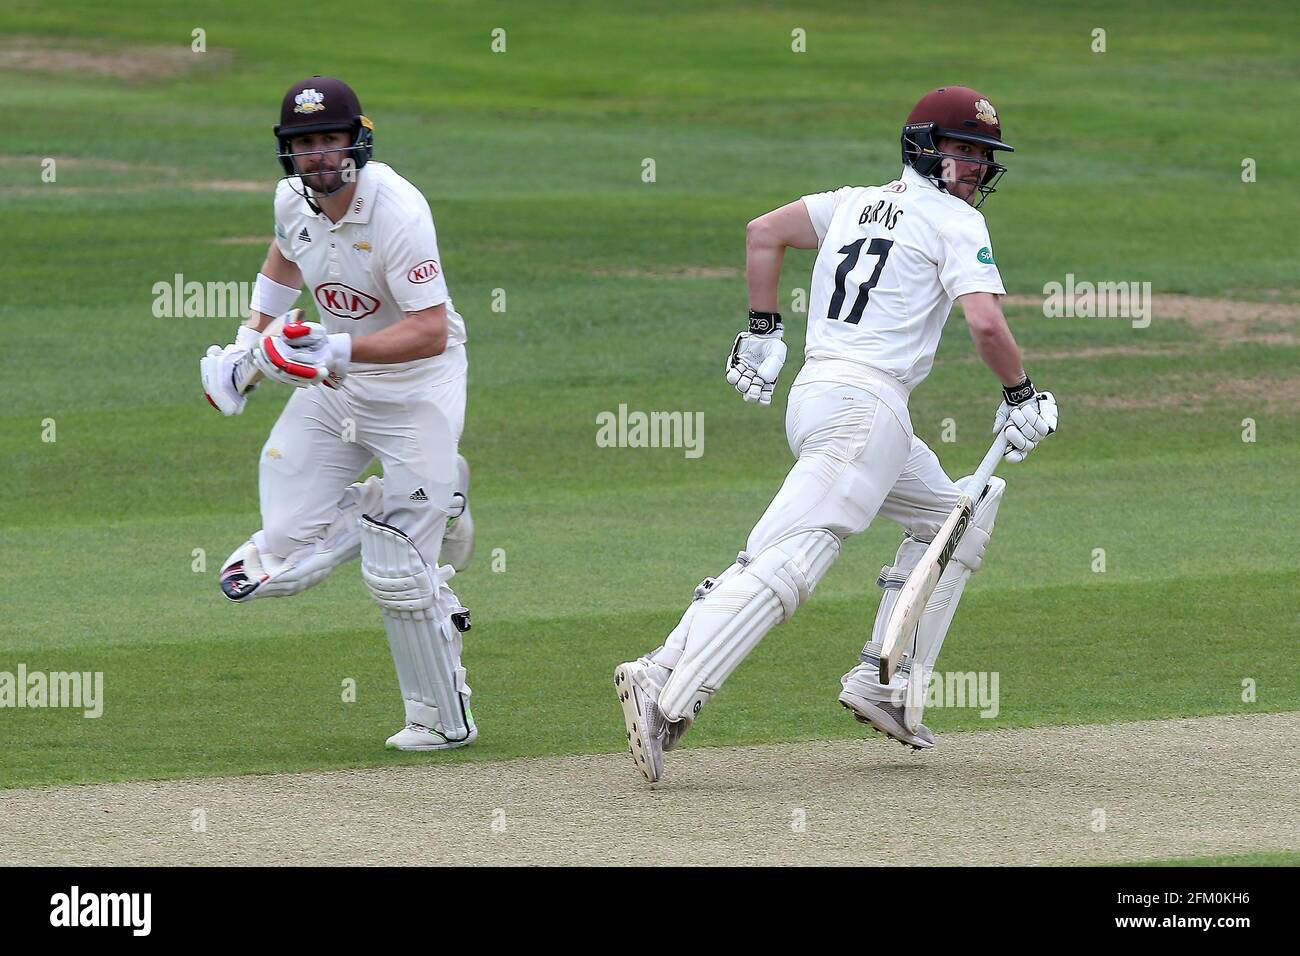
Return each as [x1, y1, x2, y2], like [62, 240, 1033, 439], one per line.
[725, 311, 787, 406]
[249, 312, 333, 388]
[992, 378, 1059, 463]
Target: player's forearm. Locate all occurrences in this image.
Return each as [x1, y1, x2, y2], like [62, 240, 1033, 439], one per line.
[970, 320, 1025, 386]
[745, 225, 786, 313]
[245, 310, 280, 332]
[350, 306, 448, 363]
[959, 292, 1025, 386]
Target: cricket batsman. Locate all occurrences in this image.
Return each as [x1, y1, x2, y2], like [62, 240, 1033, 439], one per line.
[615, 86, 1058, 782]
[199, 76, 478, 751]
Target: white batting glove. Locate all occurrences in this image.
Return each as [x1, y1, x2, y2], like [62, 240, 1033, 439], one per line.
[725, 312, 787, 406]
[200, 325, 263, 415]
[249, 315, 336, 388]
[279, 320, 353, 388]
[992, 379, 1059, 463]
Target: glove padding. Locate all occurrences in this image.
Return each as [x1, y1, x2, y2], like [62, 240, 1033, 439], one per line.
[725, 328, 787, 406]
[992, 389, 1058, 463]
[200, 325, 264, 416]
[276, 320, 353, 388]
[249, 316, 348, 388]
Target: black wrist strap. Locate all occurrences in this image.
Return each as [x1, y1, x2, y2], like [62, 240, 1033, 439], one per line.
[748, 310, 782, 335]
[1003, 376, 1036, 405]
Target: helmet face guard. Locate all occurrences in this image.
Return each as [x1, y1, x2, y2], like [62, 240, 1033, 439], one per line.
[275, 117, 374, 197]
[902, 122, 1009, 208]
[272, 77, 374, 211]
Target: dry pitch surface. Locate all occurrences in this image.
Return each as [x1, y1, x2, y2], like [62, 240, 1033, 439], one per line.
[3, 712, 1296, 866]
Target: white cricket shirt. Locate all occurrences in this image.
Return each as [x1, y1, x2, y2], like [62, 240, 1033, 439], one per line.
[800, 164, 1005, 393]
[273, 162, 466, 373]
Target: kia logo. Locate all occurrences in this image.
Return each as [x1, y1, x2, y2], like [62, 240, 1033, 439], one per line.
[314, 283, 380, 320]
[407, 259, 440, 284]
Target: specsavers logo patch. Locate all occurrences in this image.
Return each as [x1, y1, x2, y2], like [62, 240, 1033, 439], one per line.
[294, 89, 325, 113]
[315, 283, 380, 319]
[977, 246, 995, 265]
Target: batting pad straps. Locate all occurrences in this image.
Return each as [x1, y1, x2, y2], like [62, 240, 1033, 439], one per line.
[249, 272, 302, 319]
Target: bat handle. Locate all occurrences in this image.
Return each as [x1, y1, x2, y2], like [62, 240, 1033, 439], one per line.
[972, 434, 1009, 492]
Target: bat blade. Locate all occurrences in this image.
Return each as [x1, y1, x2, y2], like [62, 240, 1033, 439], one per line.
[876, 435, 1008, 686]
[878, 493, 974, 685]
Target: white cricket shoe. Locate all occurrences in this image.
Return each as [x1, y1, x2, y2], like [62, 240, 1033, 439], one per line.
[439, 455, 474, 572]
[839, 690, 935, 750]
[385, 711, 478, 751]
[614, 660, 668, 783]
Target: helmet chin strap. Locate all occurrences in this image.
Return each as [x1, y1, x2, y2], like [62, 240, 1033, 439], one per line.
[289, 165, 352, 215]
[283, 144, 356, 215]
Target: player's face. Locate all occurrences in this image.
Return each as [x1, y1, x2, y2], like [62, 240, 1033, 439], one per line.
[935, 137, 992, 206]
[289, 131, 354, 194]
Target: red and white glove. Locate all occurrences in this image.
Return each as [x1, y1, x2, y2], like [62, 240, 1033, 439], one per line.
[278, 320, 353, 388]
[992, 378, 1058, 463]
[249, 317, 350, 388]
[200, 325, 264, 415]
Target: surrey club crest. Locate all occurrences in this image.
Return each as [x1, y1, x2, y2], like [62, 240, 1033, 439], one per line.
[975, 98, 998, 125]
[294, 88, 326, 113]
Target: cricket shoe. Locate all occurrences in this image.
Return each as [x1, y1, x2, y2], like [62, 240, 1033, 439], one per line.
[439, 455, 474, 572]
[386, 708, 478, 751]
[218, 539, 278, 602]
[839, 692, 934, 750]
[614, 660, 669, 783]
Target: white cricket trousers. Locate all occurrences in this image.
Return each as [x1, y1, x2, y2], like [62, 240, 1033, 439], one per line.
[255, 346, 467, 564]
[748, 357, 966, 555]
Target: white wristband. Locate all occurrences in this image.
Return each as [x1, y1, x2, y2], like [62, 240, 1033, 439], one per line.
[249, 272, 301, 318]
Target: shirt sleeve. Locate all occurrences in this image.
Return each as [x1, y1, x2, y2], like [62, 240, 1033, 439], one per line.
[272, 182, 296, 262]
[937, 213, 1005, 299]
[800, 186, 854, 245]
[273, 222, 293, 261]
[383, 207, 450, 312]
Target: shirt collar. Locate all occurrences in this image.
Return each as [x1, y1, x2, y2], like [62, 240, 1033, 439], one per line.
[334, 164, 377, 225]
[900, 165, 941, 191]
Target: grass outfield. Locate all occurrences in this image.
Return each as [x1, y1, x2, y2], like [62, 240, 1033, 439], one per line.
[1123, 851, 1300, 867]
[2, 0, 1297, 799]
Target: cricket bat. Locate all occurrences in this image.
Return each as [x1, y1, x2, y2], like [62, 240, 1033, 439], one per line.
[877, 435, 1009, 686]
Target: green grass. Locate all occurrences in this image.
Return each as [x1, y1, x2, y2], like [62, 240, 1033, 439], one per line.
[1118, 851, 1300, 867]
[1, 0, 1297, 798]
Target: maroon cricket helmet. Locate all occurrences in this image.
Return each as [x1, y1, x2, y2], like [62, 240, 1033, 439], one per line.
[901, 86, 1014, 206]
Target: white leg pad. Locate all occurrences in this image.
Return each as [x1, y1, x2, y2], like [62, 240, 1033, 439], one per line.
[658, 529, 840, 721]
[648, 552, 751, 672]
[360, 514, 472, 742]
[848, 475, 1005, 729]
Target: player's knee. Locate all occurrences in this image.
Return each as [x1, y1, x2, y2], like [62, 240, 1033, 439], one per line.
[261, 517, 326, 562]
[747, 529, 840, 620]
